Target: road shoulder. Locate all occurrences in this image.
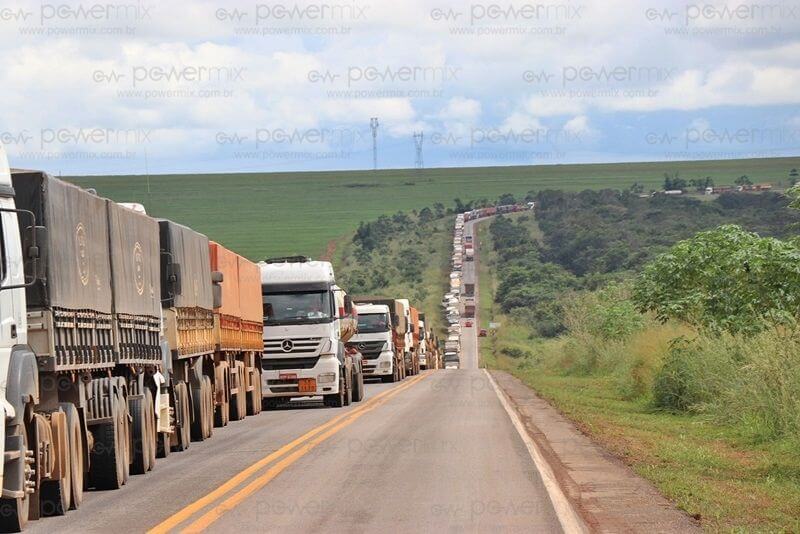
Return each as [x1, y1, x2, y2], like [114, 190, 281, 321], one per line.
[490, 370, 700, 534]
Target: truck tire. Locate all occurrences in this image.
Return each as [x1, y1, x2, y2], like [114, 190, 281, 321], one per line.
[323, 375, 346, 408]
[41, 411, 71, 516]
[145, 389, 157, 471]
[191, 378, 213, 442]
[173, 382, 191, 452]
[90, 419, 124, 490]
[60, 403, 84, 510]
[230, 364, 246, 422]
[262, 398, 279, 411]
[0, 420, 32, 532]
[246, 369, 262, 416]
[214, 364, 229, 428]
[343, 372, 352, 407]
[202, 376, 214, 439]
[129, 395, 149, 475]
[352, 368, 364, 402]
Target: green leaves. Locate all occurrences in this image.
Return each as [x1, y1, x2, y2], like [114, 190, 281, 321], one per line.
[633, 225, 800, 335]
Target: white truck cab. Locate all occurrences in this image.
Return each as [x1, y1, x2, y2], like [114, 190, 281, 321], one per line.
[417, 319, 427, 369]
[259, 257, 350, 407]
[348, 304, 394, 378]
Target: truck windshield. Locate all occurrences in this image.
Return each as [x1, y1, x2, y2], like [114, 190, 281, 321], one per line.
[357, 313, 391, 333]
[263, 290, 333, 325]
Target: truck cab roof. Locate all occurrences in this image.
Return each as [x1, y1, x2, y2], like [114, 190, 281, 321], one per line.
[259, 259, 335, 289]
[354, 303, 390, 314]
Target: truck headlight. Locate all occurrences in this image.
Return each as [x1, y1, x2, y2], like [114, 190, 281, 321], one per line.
[380, 361, 392, 369]
[318, 372, 336, 384]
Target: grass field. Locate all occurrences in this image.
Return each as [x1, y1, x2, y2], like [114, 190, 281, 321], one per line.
[66, 157, 798, 260]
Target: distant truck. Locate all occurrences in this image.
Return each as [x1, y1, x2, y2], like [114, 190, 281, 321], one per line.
[464, 302, 476, 319]
[352, 297, 411, 382]
[465, 248, 474, 261]
[348, 303, 395, 382]
[259, 258, 358, 408]
[464, 283, 475, 297]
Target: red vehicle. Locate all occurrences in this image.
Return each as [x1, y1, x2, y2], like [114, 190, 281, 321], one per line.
[465, 320, 473, 327]
[479, 329, 488, 337]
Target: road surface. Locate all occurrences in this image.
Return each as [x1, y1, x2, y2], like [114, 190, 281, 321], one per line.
[29, 218, 564, 534]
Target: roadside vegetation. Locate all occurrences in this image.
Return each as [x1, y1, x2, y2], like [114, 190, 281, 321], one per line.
[478, 191, 800, 531]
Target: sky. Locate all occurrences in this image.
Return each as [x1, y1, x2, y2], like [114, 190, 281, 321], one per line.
[0, 0, 798, 175]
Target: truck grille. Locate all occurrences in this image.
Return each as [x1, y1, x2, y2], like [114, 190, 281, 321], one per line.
[347, 340, 385, 360]
[263, 337, 322, 356]
[262, 356, 321, 371]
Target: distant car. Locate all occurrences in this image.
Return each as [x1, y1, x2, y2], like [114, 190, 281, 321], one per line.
[464, 320, 473, 327]
[478, 329, 487, 337]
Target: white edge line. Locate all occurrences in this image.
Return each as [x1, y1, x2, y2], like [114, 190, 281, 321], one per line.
[485, 368, 588, 534]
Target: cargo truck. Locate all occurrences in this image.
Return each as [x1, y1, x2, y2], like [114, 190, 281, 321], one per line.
[259, 258, 356, 408]
[407, 306, 421, 376]
[0, 161, 176, 530]
[352, 297, 409, 382]
[464, 301, 476, 319]
[0, 151, 265, 531]
[207, 242, 263, 428]
[417, 314, 428, 370]
[464, 283, 475, 297]
[347, 303, 395, 382]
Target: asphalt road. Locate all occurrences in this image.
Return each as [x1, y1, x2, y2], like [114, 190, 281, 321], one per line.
[29, 218, 563, 534]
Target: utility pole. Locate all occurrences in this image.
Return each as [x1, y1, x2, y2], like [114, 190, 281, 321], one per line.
[370, 117, 379, 170]
[413, 131, 424, 169]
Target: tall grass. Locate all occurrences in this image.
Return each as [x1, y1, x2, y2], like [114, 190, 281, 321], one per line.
[513, 286, 800, 444]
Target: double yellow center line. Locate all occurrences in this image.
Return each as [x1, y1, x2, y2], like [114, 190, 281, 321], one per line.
[148, 373, 429, 533]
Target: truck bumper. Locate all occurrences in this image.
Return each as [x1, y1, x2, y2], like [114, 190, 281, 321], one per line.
[262, 355, 340, 398]
[361, 350, 394, 377]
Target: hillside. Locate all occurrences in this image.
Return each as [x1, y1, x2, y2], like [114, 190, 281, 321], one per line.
[66, 157, 798, 260]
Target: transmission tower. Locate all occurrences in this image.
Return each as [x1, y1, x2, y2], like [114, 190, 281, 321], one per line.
[413, 131, 424, 169]
[370, 117, 379, 170]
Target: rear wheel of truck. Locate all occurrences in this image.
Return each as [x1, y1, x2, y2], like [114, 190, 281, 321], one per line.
[202, 376, 214, 439]
[145, 389, 157, 471]
[0, 418, 32, 532]
[246, 369, 262, 416]
[262, 398, 279, 411]
[129, 395, 150, 475]
[90, 414, 125, 490]
[41, 410, 71, 516]
[230, 363, 246, 422]
[352, 368, 364, 402]
[191, 378, 212, 442]
[214, 364, 229, 428]
[173, 382, 191, 452]
[61, 403, 84, 510]
[343, 372, 352, 407]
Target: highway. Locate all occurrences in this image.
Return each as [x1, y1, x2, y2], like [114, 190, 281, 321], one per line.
[29, 217, 565, 534]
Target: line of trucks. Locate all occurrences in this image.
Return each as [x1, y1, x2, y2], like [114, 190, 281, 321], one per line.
[0, 147, 441, 531]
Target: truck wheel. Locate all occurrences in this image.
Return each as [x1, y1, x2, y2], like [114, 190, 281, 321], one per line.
[144, 389, 157, 471]
[247, 369, 262, 416]
[190, 381, 208, 442]
[117, 387, 131, 485]
[262, 398, 279, 411]
[173, 382, 191, 452]
[352, 369, 364, 402]
[60, 403, 84, 510]
[343, 372, 352, 407]
[0, 420, 32, 532]
[214, 364, 229, 428]
[129, 395, 149, 475]
[323, 376, 346, 408]
[229, 364, 245, 422]
[90, 418, 124, 490]
[41, 410, 71, 516]
[202, 376, 214, 439]
[157, 432, 171, 459]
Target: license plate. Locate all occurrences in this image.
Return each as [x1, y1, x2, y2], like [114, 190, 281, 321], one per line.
[298, 378, 316, 393]
[279, 373, 297, 380]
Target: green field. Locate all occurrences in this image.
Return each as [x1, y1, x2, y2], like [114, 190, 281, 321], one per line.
[67, 157, 798, 260]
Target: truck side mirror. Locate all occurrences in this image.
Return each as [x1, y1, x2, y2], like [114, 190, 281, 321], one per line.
[211, 271, 224, 284]
[344, 294, 353, 314]
[0, 208, 42, 290]
[167, 263, 182, 296]
[212, 284, 223, 308]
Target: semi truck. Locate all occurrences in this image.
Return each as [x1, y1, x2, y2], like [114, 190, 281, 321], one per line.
[352, 297, 409, 383]
[464, 283, 475, 297]
[259, 257, 357, 408]
[464, 301, 476, 319]
[407, 306, 420, 376]
[0, 150, 264, 531]
[347, 303, 395, 381]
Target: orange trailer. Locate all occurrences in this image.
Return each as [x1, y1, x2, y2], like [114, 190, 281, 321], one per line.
[208, 242, 264, 426]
